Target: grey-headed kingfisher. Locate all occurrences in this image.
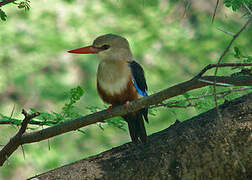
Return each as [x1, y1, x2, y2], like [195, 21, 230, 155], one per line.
[68, 34, 148, 143]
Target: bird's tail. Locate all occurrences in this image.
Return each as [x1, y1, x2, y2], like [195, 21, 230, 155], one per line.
[122, 108, 148, 143]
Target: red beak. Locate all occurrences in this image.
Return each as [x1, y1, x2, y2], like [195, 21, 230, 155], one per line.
[67, 45, 102, 54]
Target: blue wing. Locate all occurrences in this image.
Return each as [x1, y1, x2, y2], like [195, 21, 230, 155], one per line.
[129, 61, 148, 97]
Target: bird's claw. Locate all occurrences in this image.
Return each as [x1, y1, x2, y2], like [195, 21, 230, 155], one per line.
[125, 101, 130, 109]
[107, 105, 113, 112]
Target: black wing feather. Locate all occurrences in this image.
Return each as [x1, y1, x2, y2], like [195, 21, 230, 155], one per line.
[128, 60, 149, 123]
[128, 60, 148, 95]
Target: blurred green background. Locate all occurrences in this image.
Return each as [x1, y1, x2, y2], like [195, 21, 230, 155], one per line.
[0, 0, 251, 179]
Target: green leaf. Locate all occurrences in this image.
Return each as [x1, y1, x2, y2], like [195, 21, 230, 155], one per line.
[30, 108, 38, 113]
[223, 0, 251, 11]
[76, 129, 86, 134]
[182, 92, 190, 99]
[232, 0, 241, 11]
[97, 123, 104, 131]
[18, 0, 31, 11]
[60, 86, 84, 120]
[234, 47, 241, 58]
[69, 86, 84, 101]
[224, 0, 232, 7]
[106, 118, 126, 131]
[0, 9, 7, 21]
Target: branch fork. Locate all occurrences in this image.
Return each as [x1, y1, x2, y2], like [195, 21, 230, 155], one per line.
[0, 109, 40, 166]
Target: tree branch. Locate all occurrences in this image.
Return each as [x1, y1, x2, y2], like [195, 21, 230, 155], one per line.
[0, 119, 58, 126]
[0, 110, 40, 166]
[0, 0, 16, 7]
[19, 75, 252, 144]
[212, 16, 252, 92]
[211, 0, 219, 23]
[195, 63, 252, 78]
[0, 68, 251, 166]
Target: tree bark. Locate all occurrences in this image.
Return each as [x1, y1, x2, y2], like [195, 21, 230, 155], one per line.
[30, 93, 252, 180]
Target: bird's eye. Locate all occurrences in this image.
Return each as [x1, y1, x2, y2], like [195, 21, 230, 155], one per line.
[99, 45, 110, 50]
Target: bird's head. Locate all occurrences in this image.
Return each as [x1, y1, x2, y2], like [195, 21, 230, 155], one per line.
[68, 34, 132, 62]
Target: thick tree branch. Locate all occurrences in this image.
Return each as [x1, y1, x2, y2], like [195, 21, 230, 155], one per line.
[0, 73, 251, 166]
[30, 93, 252, 180]
[0, 110, 39, 166]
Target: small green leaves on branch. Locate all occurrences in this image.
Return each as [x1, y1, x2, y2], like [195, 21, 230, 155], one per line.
[224, 0, 252, 11]
[0, 8, 7, 21]
[62, 86, 84, 119]
[0, 0, 31, 21]
[233, 47, 252, 62]
[32, 86, 84, 124]
[0, 86, 85, 127]
[232, 47, 252, 74]
[17, 0, 30, 11]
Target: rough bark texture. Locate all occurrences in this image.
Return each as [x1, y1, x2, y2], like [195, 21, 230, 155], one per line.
[30, 93, 252, 180]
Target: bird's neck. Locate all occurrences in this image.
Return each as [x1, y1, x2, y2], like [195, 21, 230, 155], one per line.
[97, 60, 130, 82]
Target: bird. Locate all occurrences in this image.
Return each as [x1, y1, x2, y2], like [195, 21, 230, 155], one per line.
[68, 34, 149, 143]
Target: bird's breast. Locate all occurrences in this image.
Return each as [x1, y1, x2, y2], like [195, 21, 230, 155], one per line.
[98, 73, 129, 96]
[97, 61, 130, 95]
[97, 61, 138, 105]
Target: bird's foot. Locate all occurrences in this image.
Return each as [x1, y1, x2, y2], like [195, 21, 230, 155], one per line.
[125, 101, 130, 109]
[107, 105, 113, 112]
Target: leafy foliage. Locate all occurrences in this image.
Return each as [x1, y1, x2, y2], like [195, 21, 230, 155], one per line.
[17, 0, 31, 11]
[0, 9, 7, 21]
[106, 118, 126, 131]
[223, 0, 252, 11]
[232, 47, 252, 74]
[233, 47, 252, 62]
[61, 86, 84, 119]
[31, 86, 84, 124]
[0, 0, 31, 21]
[0, 86, 85, 128]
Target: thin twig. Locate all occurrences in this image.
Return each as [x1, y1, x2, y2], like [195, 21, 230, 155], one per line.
[195, 63, 252, 78]
[161, 103, 196, 109]
[0, 119, 58, 126]
[213, 17, 252, 80]
[212, 0, 219, 23]
[21, 145, 25, 160]
[216, 27, 235, 36]
[243, 3, 252, 15]
[183, 1, 191, 18]
[48, 139, 51, 151]
[8, 104, 15, 122]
